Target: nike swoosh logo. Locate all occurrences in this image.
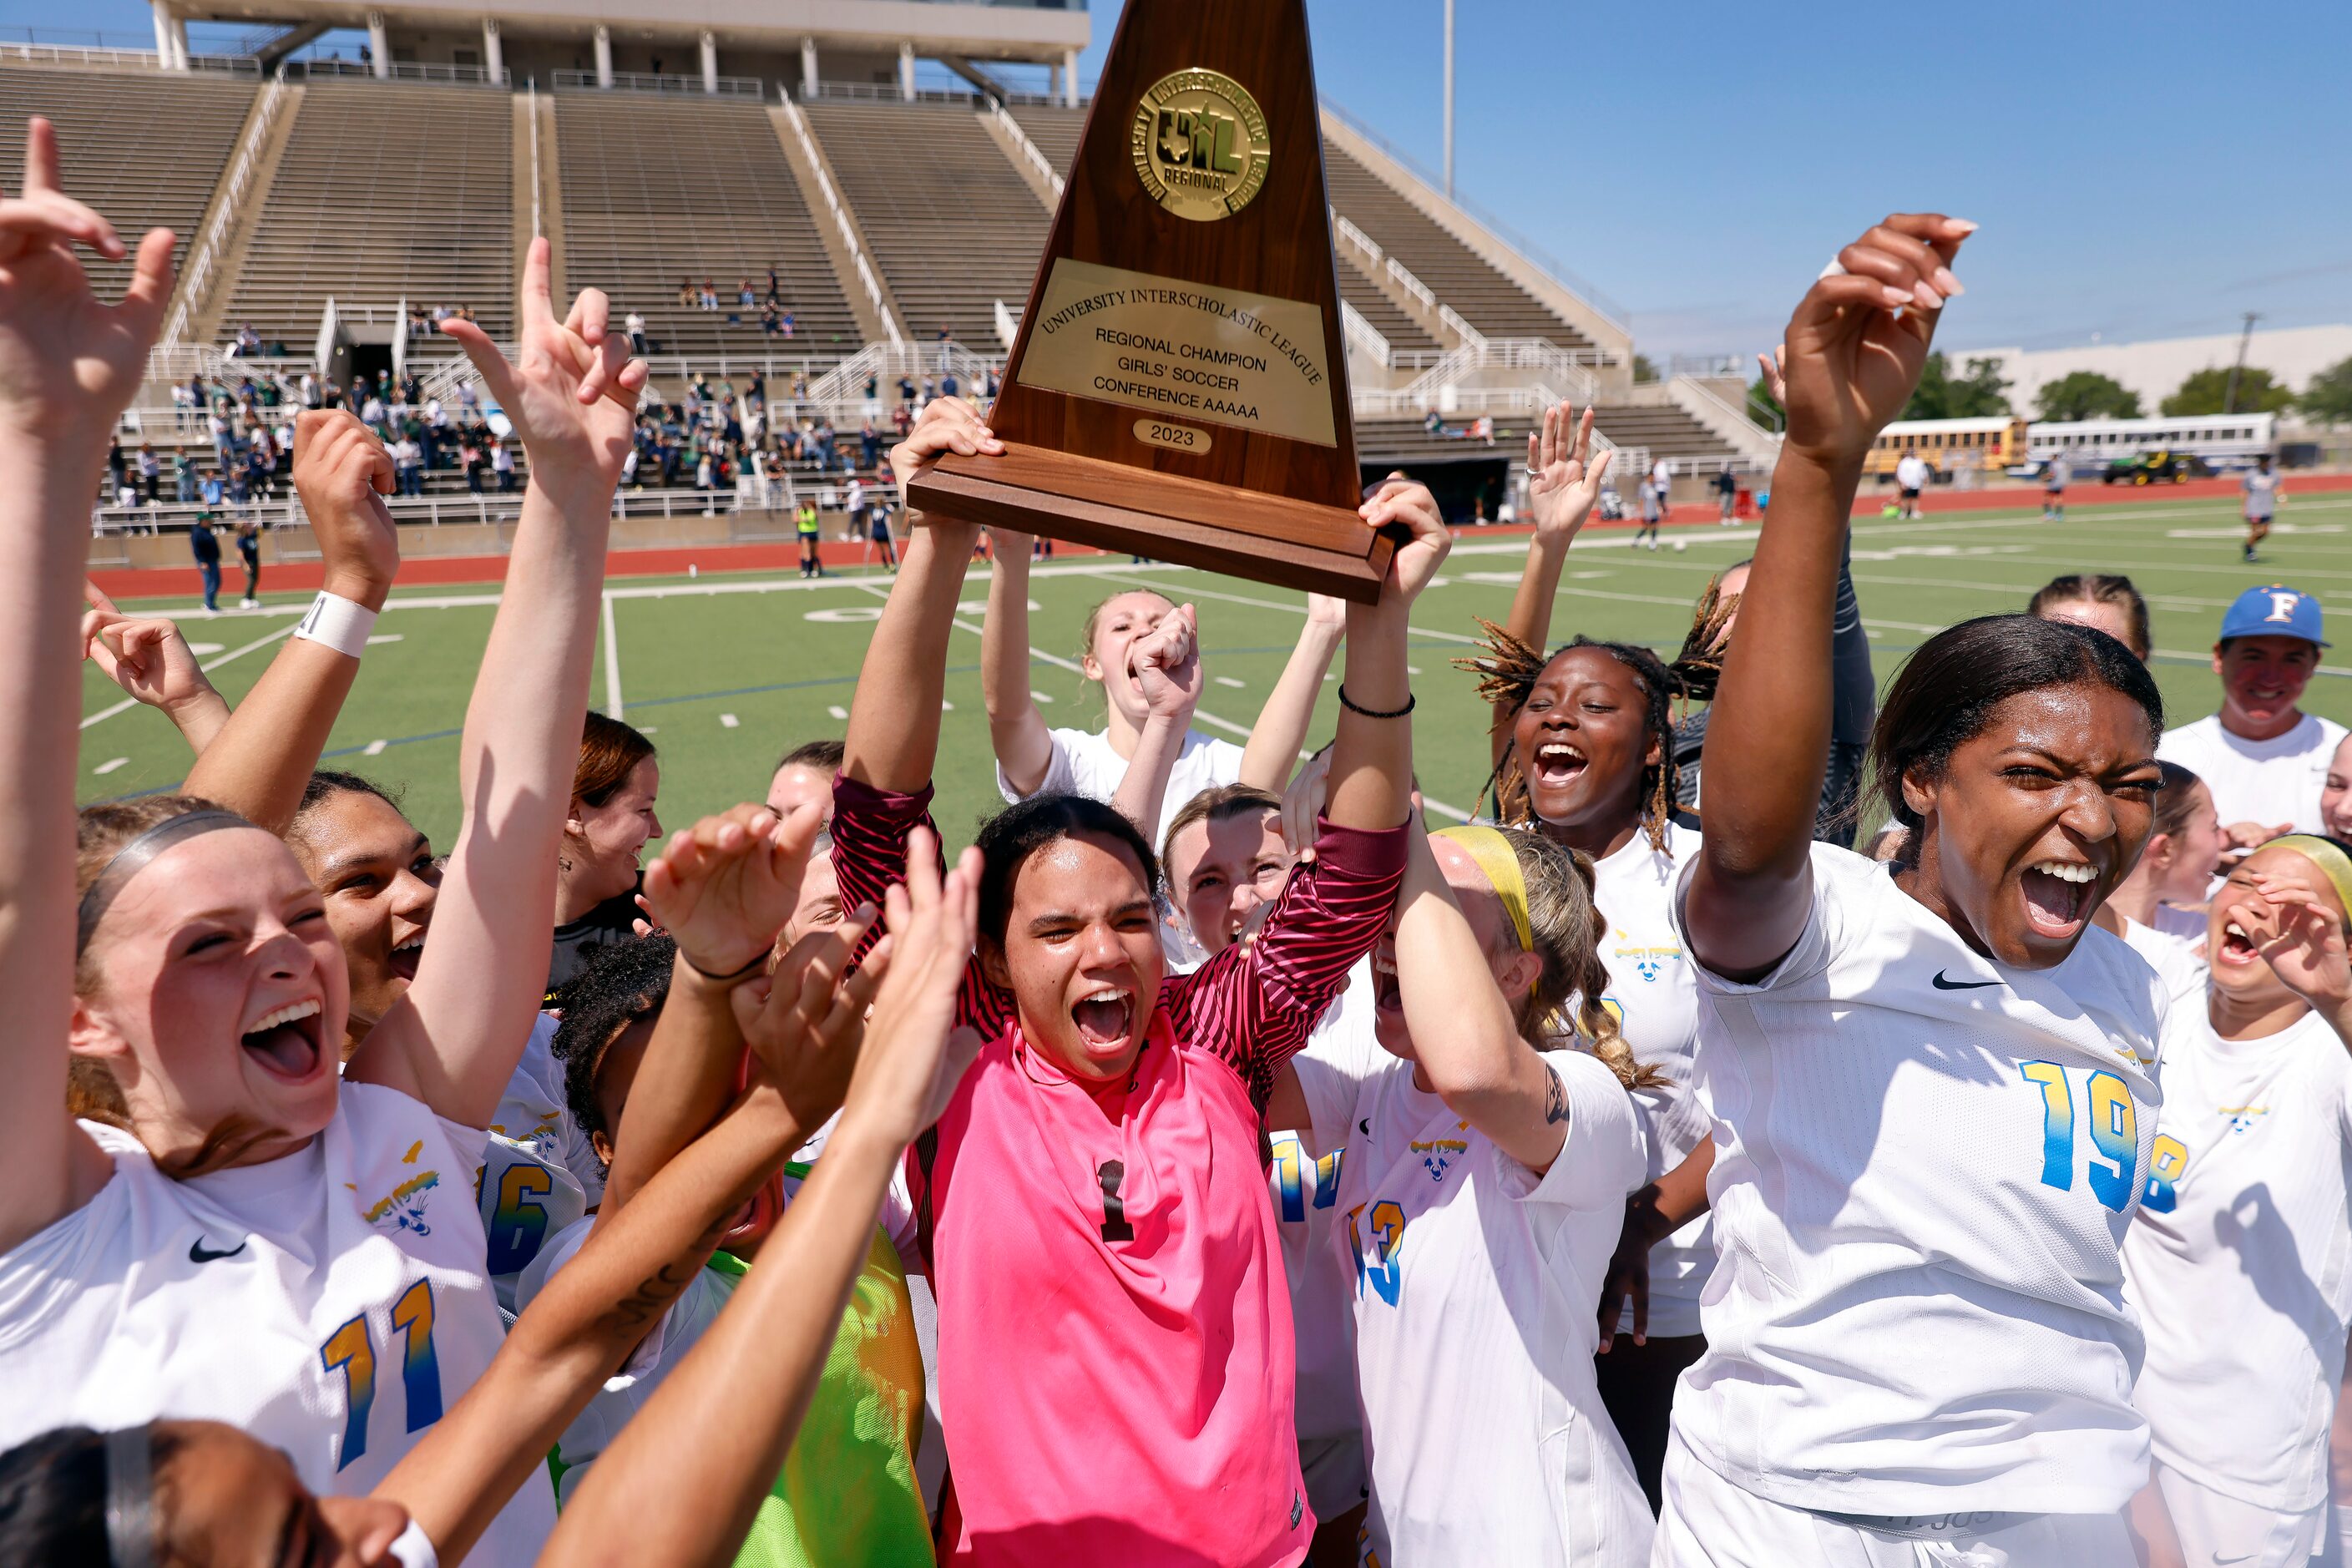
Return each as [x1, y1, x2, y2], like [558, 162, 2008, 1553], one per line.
[1931, 970, 2003, 991]
[188, 1238, 247, 1264]
[1358, 1118, 1372, 1138]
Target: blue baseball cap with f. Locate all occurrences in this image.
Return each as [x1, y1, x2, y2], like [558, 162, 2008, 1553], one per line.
[2220, 583, 2329, 647]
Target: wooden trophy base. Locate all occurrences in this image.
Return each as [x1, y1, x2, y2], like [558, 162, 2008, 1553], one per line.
[909, 443, 1393, 602]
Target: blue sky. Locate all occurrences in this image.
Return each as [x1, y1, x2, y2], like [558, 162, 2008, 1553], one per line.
[9, 0, 2346, 360]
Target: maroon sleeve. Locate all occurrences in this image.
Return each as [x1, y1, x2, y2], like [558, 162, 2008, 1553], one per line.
[1166, 817, 1407, 1108]
[829, 773, 1012, 1035]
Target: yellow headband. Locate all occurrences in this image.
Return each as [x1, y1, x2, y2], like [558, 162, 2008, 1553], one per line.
[2264, 835, 2352, 918]
[1432, 825, 1534, 953]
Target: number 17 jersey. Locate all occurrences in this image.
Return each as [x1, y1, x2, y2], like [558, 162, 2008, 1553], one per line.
[0, 1083, 555, 1566]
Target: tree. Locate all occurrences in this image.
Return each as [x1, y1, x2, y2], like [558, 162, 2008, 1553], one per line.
[1902, 352, 2011, 419]
[2160, 365, 2293, 417]
[2033, 371, 2142, 423]
[1631, 353, 1660, 385]
[1746, 372, 1783, 429]
[2299, 356, 2352, 426]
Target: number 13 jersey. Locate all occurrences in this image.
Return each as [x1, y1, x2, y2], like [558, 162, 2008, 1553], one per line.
[1670, 843, 2165, 1515]
[0, 1082, 554, 1566]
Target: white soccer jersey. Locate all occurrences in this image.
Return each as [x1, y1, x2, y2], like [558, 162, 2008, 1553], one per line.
[995, 725, 1245, 860]
[2159, 712, 2348, 837]
[1592, 822, 1710, 1338]
[0, 1085, 555, 1566]
[2124, 1005, 2352, 1512]
[2118, 916, 2208, 1013]
[479, 1014, 594, 1316]
[1671, 842, 2166, 1515]
[1307, 1046, 1652, 1565]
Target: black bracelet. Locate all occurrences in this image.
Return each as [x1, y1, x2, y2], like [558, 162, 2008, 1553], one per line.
[680, 948, 769, 985]
[1337, 685, 1416, 720]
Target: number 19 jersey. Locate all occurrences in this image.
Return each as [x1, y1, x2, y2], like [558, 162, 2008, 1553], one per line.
[1671, 843, 2166, 1515]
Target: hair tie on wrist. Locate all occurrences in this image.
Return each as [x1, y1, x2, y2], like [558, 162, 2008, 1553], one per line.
[1337, 685, 1415, 720]
[680, 948, 770, 985]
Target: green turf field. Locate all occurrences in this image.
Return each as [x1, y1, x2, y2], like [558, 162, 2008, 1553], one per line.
[81, 490, 2352, 852]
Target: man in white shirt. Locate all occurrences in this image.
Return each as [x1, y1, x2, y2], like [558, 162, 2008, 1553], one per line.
[1894, 451, 1931, 518]
[2158, 582, 2344, 844]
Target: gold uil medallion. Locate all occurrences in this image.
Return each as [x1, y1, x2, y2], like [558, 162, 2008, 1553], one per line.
[1130, 68, 1270, 222]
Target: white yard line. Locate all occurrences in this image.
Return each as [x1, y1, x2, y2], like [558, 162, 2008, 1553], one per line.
[600, 592, 625, 719]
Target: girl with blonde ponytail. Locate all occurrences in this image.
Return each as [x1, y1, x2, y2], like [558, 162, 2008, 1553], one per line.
[1263, 820, 1656, 1564]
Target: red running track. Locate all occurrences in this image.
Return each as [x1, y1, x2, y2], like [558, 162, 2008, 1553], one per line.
[90, 473, 2352, 599]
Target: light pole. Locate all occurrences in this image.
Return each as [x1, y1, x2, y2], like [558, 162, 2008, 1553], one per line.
[1443, 0, 1455, 198]
[2223, 310, 2260, 416]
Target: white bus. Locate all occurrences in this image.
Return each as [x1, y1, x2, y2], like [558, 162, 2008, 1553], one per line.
[2025, 413, 2275, 474]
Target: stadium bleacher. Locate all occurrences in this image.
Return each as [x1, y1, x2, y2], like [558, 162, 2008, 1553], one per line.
[551, 92, 857, 363]
[1320, 137, 1596, 353]
[802, 99, 1048, 353]
[225, 79, 515, 346]
[0, 64, 254, 307]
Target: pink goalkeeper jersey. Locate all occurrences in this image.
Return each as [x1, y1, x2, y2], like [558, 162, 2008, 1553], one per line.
[831, 776, 1404, 1568]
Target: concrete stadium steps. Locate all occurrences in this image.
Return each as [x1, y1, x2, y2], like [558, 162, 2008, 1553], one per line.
[1006, 101, 1084, 177]
[0, 65, 254, 307]
[225, 80, 514, 346]
[802, 99, 1048, 351]
[551, 93, 857, 362]
[1357, 414, 1525, 465]
[1320, 138, 1593, 352]
[1003, 100, 1435, 358]
[1592, 402, 1737, 466]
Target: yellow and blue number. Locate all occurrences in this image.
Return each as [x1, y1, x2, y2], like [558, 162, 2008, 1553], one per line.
[319, 1280, 444, 1470]
[2017, 1061, 2140, 1214]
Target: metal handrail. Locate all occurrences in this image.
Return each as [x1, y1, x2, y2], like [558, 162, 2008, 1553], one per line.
[164, 75, 287, 347]
[0, 40, 259, 73]
[282, 58, 511, 87]
[989, 99, 1065, 200]
[550, 68, 761, 97]
[775, 90, 902, 344]
[1340, 300, 1393, 371]
[1319, 95, 1630, 334]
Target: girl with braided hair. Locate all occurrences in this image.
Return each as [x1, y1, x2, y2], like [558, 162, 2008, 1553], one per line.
[1462, 399, 1730, 1509]
[1264, 819, 1656, 1562]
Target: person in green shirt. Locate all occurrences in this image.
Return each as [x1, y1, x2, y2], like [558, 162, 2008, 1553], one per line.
[796, 497, 824, 579]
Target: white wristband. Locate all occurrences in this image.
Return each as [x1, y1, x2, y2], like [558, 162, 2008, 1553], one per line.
[294, 591, 377, 658]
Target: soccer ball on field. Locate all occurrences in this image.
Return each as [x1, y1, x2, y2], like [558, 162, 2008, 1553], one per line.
[1672, 539, 1686, 552]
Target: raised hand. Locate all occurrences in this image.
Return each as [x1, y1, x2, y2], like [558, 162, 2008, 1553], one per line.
[0, 118, 175, 448]
[439, 238, 646, 501]
[1303, 591, 1348, 633]
[1778, 214, 1973, 468]
[887, 395, 1003, 497]
[1132, 603, 1202, 724]
[1280, 743, 1331, 856]
[80, 580, 225, 742]
[1360, 476, 1452, 604]
[2244, 861, 2352, 1013]
[1525, 402, 1614, 544]
[291, 409, 399, 610]
[842, 830, 984, 1145]
[642, 802, 827, 983]
[731, 906, 887, 1131]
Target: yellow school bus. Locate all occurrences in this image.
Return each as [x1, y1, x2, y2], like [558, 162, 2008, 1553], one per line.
[1864, 416, 2030, 478]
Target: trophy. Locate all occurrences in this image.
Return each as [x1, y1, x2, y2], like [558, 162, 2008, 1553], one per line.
[905, 0, 1390, 600]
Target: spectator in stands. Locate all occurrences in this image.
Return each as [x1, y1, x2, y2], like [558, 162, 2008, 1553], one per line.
[137, 443, 160, 503]
[462, 434, 484, 493]
[941, 369, 960, 399]
[780, 310, 794, 339]
[105, 438, 126, 499]
[299, 369, 318, 407]
[898, 374, 917, 405]
[492, 434, 516, 492]
[766, 264, 781, 302]
[700, 279, 719, 311]
[676, 279, 695, 308]
[173, 452, 195, 503]
[322, 379, 344, 410]
[761, 302, 781, 337]
[1424, 407, 1444, 437]
[189, 511, 222, 614]
[1715, 461, 1737, 525]
[737, 279, 755, 308]
[392, 432, 422, 497]
[360, 385, 386, 430]
[208, 405, 232, 469]
[860, 418, 882, 469]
